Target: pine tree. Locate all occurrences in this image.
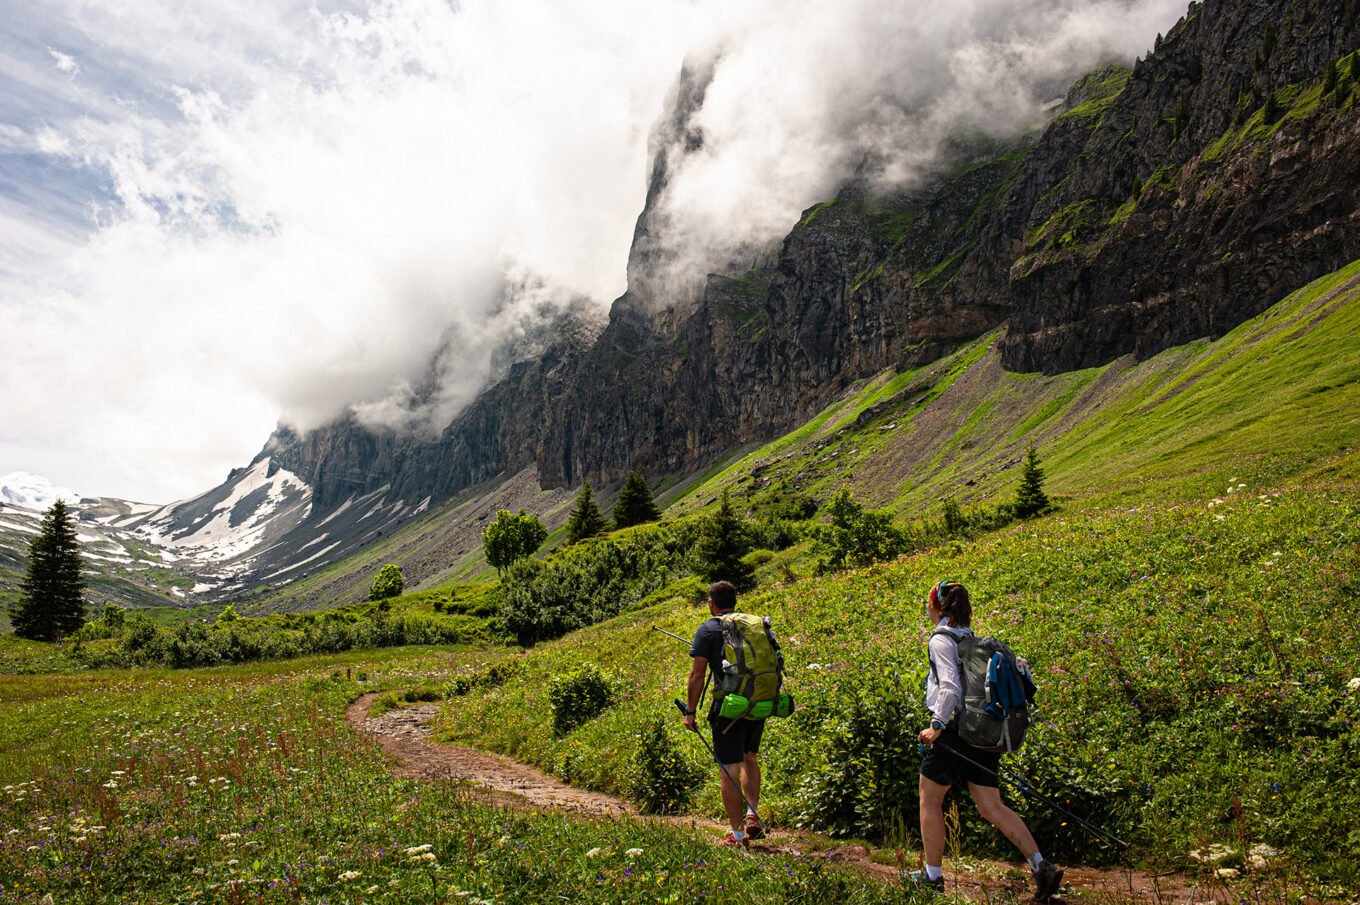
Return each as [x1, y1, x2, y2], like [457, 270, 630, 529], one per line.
[691, 491, 755, 590]
[565, 481, 607, 544]
[612, 470, 661, 529]
[1014, 447, 1051, 519]
[12, 499, 86, 642]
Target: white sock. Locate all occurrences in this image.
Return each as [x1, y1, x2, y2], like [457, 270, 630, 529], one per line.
[926, 865, 944, 881]
[1027, 852, 1045, 871]
[745, 808, 757, 817]
[732, 829, 747, 840]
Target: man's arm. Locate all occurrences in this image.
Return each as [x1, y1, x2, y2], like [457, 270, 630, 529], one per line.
[684, 655, 708, 732]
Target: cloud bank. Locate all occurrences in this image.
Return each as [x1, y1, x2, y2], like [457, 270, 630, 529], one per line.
[0, 0, 1187, 502]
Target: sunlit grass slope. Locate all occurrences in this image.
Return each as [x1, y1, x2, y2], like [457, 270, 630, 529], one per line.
[430, 262, 1360, 890]
[0, 650, 901, 905]
[670, 260, 1360, 516]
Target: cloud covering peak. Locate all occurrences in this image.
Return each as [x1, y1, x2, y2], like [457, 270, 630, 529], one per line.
[1, 0, 1186, 502]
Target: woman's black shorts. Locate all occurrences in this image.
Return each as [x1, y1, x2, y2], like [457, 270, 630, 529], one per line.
[919, 722, 1000, 789]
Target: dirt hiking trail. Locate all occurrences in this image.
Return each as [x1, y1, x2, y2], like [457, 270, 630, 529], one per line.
[347, 693, 1211, 903]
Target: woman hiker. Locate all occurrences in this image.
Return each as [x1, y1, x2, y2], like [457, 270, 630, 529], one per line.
[906, 580, 1064, 901]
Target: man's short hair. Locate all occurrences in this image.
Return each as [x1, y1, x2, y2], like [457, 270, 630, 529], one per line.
[708, 580, 737, 611]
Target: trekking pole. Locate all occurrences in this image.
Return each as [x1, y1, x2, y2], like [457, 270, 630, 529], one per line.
[652, 626, 691, 646]
[672, 698, 763, 833]
[935, 741, 1129, 850]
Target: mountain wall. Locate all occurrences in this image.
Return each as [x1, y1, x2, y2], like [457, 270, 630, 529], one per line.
[227, 0, 1360, 589]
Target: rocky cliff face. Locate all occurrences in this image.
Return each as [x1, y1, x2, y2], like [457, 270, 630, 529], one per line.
[1000, 0, 1360, 371]
[241, 0, 1359, 587]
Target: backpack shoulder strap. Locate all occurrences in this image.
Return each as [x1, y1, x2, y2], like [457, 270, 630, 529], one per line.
[927, 626, 959, 683]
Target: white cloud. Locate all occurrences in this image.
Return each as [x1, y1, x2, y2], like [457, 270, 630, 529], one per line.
[0, 0, 1185, 502]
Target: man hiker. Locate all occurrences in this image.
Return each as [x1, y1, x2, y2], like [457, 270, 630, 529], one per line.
[909, 579, 1063, 900]
[682, 580, 774, 847]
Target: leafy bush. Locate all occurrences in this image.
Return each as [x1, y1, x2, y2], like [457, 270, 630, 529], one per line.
[547, 664, 614, 736]
[749, 516, 806, 551]
[483, 509, 548, 575]
[796, 673, 925, 839]
[626, 716, 707, 815]
[369, 564, 405, 601]
[812, 490, 909, 572]
[500, 521, 700, 646]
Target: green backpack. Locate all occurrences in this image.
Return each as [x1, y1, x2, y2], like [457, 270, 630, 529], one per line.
[714, 613, 794, 723]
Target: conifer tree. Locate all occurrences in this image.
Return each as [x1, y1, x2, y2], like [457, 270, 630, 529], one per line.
[612, 470, 661, 529]
[1014, 447, 1051, 519]
[12, 499, 86, 641]
[565, 481, 607, 544]
[691, 491, 755, 590]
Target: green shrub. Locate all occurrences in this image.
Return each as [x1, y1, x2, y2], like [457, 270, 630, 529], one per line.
[750, 516, 805, 551]
[796, 673, 925, 840]
[369, 564, 404, 601]
[547, 664, 615, 736]
[812, 489, 909, 572]
[626, 716, 707, 814]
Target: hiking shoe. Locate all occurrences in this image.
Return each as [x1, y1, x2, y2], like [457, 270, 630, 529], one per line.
[1032, 859, 1063, 902]
[744, 814, 766, 840]
[719, 832, 749, 849]
[899, 869, 945, 894]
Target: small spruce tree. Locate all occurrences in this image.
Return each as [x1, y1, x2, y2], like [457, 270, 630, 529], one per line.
[612, 470, 661, 529]
[1014, 447, 1051, 518]
[565, 481, 607, 544]
[1262, 90, 1283, 124]
[12, 499, 86, 642]
[369, 563, 404, 601]
[691, 491, 755, 590]
[483, 509, 549, 575]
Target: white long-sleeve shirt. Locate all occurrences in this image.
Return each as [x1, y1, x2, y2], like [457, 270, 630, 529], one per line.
[925, 623, 973, 725]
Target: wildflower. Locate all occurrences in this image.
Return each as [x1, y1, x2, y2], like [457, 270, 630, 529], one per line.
[339, 871, 362, 881]
[367, 886, 380, 894]
[586, 847, 604, 858]
[226, 859, 239, 866]
[626, 848, 644, 858]
[409, 852, 437, 864]
[218, 833, 242, 841]
[404, 844, 432, 855]
[1247, 844, 1279, 869]
[1215, 868, 1240, 879]
[102, 781, 118, 789]
[110, 770, 126, 776]
[1347, 677, 1360, 691]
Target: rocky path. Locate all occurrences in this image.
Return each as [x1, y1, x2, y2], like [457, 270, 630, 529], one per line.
[346, 693, 1209, 903]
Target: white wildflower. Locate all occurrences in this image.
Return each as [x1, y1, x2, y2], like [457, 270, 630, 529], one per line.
[626, 847, 644, 858]
[404, 844, 433, 855]
[1347, 677, 1360, 691]
[367, 886, 380, 894]
[110, 770, 126, 776]
[586, 847, 604, 858]
[226, 859, 239, 866]
[218, 833, 242, 841]
[1190, 843, 1236, 864]
[102, 781, 117, 789]
[1247, 843, 1280, 869]
[339, 870, 363, 881]
[1216, 868, 1240, 879]
[411, 852, 438, 864]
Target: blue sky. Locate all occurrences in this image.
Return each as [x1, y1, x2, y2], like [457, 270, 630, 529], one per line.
[0, 0, 1185, 503]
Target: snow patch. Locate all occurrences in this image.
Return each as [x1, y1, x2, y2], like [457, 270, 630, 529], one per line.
[0, 472, 80, 510]
[264, 541, 341, 579]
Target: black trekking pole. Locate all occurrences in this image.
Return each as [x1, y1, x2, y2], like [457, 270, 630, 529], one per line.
[936, 741, 1129, 850]
[673, 698, 763, 833]
[652, 626, 690, 646]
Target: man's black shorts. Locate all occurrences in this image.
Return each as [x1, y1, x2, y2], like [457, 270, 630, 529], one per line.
[919, 723, 1000, 789]
[708, 714, 765, 765]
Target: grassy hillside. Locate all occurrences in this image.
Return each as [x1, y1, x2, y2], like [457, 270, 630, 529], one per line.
[422, 261, 1360, 892]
